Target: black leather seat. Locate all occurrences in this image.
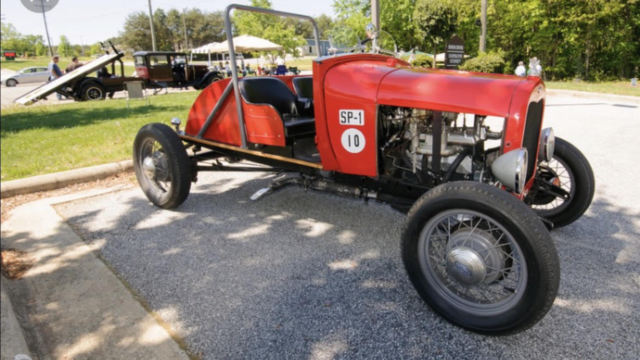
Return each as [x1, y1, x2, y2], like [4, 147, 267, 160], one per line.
[292, 77, 313, 100]
[239, 77, 314, 139]
[292, 77, 314, 117]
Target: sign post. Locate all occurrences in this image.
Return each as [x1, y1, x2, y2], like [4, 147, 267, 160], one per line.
[445, 35, 465, 69]
[20, 0, 59, 57]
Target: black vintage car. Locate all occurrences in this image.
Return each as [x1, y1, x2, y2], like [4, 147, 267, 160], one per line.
[133, 51, 222, 90]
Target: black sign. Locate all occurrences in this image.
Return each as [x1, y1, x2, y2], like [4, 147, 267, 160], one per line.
[445, 35, 464, 69]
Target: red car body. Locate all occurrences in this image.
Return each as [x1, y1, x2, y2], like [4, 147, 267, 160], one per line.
[185, 53, 545, 196]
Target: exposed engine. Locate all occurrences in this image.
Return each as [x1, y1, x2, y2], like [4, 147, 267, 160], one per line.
[378, 105, 503, 186]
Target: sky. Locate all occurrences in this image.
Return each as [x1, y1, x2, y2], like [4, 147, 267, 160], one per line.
[1, 0, 336, 45]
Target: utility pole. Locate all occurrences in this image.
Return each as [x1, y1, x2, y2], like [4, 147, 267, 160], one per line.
[479, 0, 487, 52]
[147, 0, 157, 51]
[182, 8, 189, 51]
[40, 0, 54, 56]
[371, 0, 380, 50]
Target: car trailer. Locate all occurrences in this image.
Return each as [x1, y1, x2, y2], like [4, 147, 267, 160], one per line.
[15, 43, 136, 105]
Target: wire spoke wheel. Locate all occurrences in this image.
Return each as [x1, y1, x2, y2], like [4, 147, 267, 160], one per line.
[138, 138, 173, 195]
[527, 137, 595, 228]
[402, 181, 559, 334]
[531, 156, 575, 212]
[418, 209, 527, 315]
[133, 123, 192, 209]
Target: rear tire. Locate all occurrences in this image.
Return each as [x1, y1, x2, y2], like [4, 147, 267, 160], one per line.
[81, 82, 106, 101]
[402, 181, 559, 335]
[6, 79, 17, 87]
[527, 137, 595, 228]
[133, 123, 192, 209]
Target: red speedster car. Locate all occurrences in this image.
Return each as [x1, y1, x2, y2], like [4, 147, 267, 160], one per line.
[133, 4, 594, 334]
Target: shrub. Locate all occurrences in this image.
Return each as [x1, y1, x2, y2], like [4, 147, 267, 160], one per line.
[460, 50, 506, 74]
[411, 53, 434, 68]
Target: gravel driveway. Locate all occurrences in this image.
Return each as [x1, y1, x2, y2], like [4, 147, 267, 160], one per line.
[55, 93, 640, 359]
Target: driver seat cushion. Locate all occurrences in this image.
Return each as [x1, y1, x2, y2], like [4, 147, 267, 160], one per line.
[239, 77, 315, 138]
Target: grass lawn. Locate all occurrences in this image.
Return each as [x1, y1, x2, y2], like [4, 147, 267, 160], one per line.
[1, 56, 136, 76]
[545, 80, 639, 97]
[287, 57, 313, 71]
[1, 92, 198, 181]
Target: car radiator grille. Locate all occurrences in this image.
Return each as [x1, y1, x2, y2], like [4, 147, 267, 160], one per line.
[522, 100, 543, 181]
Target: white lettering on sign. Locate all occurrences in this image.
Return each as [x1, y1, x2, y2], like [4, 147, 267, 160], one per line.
[339, 109, 364, 126]
[341, 128, 366, 153]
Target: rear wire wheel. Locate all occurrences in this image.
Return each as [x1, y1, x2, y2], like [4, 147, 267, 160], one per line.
[402, 181, 559, 335]
[133, 123, 192, 209]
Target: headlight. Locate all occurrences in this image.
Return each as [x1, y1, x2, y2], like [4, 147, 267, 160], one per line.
[538, 128, 555, 162]
[491, 148, 528, 194]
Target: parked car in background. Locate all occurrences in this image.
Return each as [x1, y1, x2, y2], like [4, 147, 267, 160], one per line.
[4, 67, 50, 87]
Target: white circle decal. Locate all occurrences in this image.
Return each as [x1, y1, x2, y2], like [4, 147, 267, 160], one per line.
[341, 128, 366, 153]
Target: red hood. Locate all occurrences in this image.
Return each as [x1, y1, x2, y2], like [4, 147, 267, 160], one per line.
[377, 67, 542, 117]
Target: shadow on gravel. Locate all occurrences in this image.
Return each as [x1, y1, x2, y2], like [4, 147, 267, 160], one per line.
[0, 104, 184, 136]
[1, 219, 185, 359]
[56, 174, 640, 360]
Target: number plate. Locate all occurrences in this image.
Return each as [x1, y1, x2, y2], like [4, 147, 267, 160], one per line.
[339, 109, 364, 126]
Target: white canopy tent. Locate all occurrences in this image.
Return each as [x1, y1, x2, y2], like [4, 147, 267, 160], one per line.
[191, 35, 282, 66]
[191, 42, 225, 66]
[210, 35, 282, 53]
[191, 42, 224, 54]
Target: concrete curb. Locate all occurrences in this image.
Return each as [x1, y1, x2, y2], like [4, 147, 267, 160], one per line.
[547, 88, 640, 104]
[1, 276, 32, 360]
[1, 160, 133, 199]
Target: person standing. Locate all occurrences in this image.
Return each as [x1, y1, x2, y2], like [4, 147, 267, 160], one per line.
[515, 61, 526, 77]
[275, 55, 286, 75]
[65, 56, 83, 73]
[48, 55, 64, 100]
[528, 57, 542, 77]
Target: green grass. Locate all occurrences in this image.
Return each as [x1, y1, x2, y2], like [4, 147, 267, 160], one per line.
[1, 56, 136, 76]
[545, 80, 639, 97]
[0, 92, 198, 181]
[287, 57, 313, 71]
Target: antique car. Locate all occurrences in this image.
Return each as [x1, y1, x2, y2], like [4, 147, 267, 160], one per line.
[133, 4, 594, 335]
[133, 51, 223, 90]
[3, 66, 50, 87]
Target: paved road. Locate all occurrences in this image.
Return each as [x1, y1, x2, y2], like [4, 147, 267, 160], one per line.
[55, 94, 640, 359]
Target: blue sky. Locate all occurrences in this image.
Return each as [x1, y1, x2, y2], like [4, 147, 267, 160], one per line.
[1, 0, 336, 45]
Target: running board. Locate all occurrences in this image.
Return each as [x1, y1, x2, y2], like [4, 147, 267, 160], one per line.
[179, 135, 323, 169]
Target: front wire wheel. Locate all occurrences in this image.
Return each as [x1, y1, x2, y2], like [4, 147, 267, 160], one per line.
[133, 123, 192, 209]
[418, 209, 527, 316]
[402, 181, 560, 335]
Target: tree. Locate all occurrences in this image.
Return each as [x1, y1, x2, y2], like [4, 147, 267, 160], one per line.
[120, 8, 225, 51]
[57, 35, 72, 56]
[330, 0, 369, 47]
[89, 43, 103, 56]
[233, 0, 305, 56]
[1, 22, 46, 56]
[413, 0, 458, 60]
[315, 14, 334, 38]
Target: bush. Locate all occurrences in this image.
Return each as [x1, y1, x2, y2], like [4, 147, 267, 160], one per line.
[399, 53, 434, 68]
[460, 50, 506, 74]
[411, 53, 434, 68]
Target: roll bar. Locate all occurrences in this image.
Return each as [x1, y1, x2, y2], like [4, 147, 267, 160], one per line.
[224, 4, 321, 148]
